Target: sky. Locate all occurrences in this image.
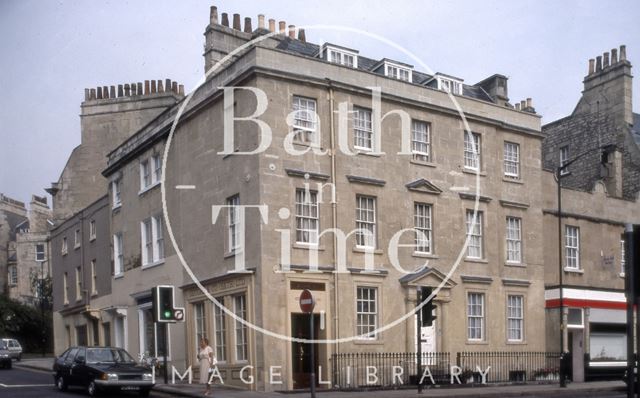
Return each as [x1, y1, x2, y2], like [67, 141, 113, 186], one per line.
[1, 0, 639, 204]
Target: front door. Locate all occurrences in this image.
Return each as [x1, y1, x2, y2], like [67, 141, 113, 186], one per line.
[291, 313, 320, 389]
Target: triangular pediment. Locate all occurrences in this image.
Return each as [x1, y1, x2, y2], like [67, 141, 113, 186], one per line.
[399, 266, 456, 289]
[405, 178, 443, 195]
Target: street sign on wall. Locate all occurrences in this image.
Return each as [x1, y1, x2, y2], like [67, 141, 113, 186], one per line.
[299, 289, 315, 313]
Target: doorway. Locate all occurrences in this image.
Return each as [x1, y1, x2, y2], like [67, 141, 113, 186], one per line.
[291, 313, 321, 389]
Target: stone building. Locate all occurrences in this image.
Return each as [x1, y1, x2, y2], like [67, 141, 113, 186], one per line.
[541, 46, 640, 382]
[0, 193, 52, 304]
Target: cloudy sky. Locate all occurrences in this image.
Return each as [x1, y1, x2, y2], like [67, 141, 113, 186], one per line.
[1, 0, 639, 204]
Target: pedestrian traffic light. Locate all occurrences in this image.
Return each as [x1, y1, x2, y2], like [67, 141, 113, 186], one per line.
[420, 287, 436, 327]
[152, 285, 185, 323]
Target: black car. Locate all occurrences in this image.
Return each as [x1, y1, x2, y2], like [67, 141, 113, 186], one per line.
[0, 340, 11, 369]
[53, 346, 154, 396]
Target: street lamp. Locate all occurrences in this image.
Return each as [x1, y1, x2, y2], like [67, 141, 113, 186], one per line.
[556, 143, 616, 387]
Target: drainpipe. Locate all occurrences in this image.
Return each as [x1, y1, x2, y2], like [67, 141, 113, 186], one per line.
[327, 80, 339, 358]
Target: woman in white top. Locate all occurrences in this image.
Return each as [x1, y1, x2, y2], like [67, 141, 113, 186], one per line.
[198, 337, 215, 395]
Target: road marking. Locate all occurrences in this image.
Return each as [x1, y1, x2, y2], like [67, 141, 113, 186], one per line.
[175, 185, 196, 190]
[0, 383, 54, 387]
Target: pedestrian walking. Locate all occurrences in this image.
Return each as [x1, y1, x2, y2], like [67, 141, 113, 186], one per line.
[198, 337, 216, 396]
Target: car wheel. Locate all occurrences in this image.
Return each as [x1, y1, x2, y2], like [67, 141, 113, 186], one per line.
[87, 380, 100, 397]
[139, 388, 151, 397]
[55, 375, 67, 391]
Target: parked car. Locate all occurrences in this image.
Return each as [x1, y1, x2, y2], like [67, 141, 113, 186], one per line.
[0, 340, 11, 369]
[53, 346, 154, 397]
[0, 338, 22, 360]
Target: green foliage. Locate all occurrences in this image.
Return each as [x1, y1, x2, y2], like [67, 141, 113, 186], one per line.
[0, 295, 52, 353]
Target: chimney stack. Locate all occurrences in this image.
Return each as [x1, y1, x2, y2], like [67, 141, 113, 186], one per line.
[298, 29, 306, 42]
[258, 14, 265, 29]
[130, 83, 137, 96]
[233, 13, 241, 30]
[210, 6, 218, 25]
[144, 80, 150, 95]
[279, 21, 286, 33]
[97, 87, 103, 99]
[515, 103, 521, 111]
[244, 17, 252, 33]
[110, 85, 116, 98]
[157, 80, 164, 93]
[84, 88, 90, 101]
[137, 82, 142, 95]
[620, 45, 627, 61]
[118, 84, 124, 97]
[150, 80, 156, 94]
[103, 86, 109, 99]
[526, 98, 532, 109]
[520, 100, 526, 109]
[611, 48, 618, 64]
[288, 25, 295, 39]
[596, 55, 602, 72]
[588, 58, 595, 75]
[603, 52, 610, 68]
[221, 13, 229, 27]
[268, 18, 276, 32]
[90, 88, 96, 100]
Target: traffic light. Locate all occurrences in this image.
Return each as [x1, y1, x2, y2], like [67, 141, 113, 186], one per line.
[152, 285, 185, 323]
[420, 287, 436, 327]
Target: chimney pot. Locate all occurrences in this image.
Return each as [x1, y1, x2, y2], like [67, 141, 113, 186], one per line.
[210, 6, 218, 25]
[90, 88, 96, 100]
[157, 80, 164, 93]
[603, 52, 610, 68]
[233, 13, 241, 30]
[178, 84, 185, 96]
[588, 58, 595, 75]
[520, 100, 526, 109]
[515, 103, 521, 111]
[96, 86, 103, 100]
[171, 81, 178, 93]
[137, 82, 142, 95]
[611, 48, 618, 64]
[268, 18, 276, 32]
[596, 55, 602, 71]
[258, 14, 265, 29]
[288, 25, 295, 39]
[110, 85, 116, 98]
[165, 79, 171, 92]
[118, 84, 124, 97]
[84, 88, 90, 101]
[244, 17, 252, 33]
[221, 13, 229, 27]
[298, 28, 306, 42]
[144, 80, 150, 95]
[130, 83, 137, 96]
[526, 98, 532, 108]
[620, 45, 627, 61]
[103, 86, 109, 99]
[279, 21, 286, 33]
[150, 80, 156, 94]
[124, 84, 130, 96]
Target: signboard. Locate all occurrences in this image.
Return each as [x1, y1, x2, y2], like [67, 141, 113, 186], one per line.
[299, 289, 315, 313]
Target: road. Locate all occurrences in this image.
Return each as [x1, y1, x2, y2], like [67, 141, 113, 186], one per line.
[0, 366, 171, 398]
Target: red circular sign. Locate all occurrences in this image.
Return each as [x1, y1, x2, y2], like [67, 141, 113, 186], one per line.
[299, 289, 315, 313]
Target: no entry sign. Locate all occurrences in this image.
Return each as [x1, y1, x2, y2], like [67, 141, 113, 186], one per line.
[299, 289, 315, 313]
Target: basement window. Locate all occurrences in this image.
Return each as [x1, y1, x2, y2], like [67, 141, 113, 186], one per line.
[322, 44, 358, 68]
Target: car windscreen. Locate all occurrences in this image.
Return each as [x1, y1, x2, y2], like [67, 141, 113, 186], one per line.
[86, 348, 136, 364]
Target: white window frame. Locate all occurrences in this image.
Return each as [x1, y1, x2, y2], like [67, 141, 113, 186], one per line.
[90, 260, 98, 296]
[63, 272, 69, 304]
[292, 96, 318, 144]
[411, 120, 431, 163]
[35, 243, 46, 262]
[113, 233, 124, 276]
[112, 179, 122, 208]
[323, 45, 358, 68]
[507, 295, 524, 342]
[8, 265, 17, 286]
[227, 195, 241, 253]
[74, 229, 81, 249]
[355, 195, 376, 249]
[560, 145, 570, 175]
[295, 189, 319, 245]
[467, 292, 485, 341]
[414, 202, 433, 254]
[193, 302, 207, 349]
[75, 266, 82, 301]
[233, 295, 248, 362]
[214, 299, 227, 363]
[153, 154, 162, 183]
[506, 216, 522, 264]
[438, 76, 463, 95]
[62, 237, 68, 255]
[504, 142, 520, 179]
[140, 159, 151, 190]
[353, 107, 374, 151]
[565, 225, 580, 270]
[356, 286, 378, 340]
[621, 238, 626, 276]
[384, 61, 412, 82]
[466, 210, 484, 259]
[141, 215, 164, 267]
[464, 131, 481, 171]
[89, 220, 96, 241]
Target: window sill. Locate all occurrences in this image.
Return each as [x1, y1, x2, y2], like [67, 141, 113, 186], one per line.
[462, 168, 486, 177]
[410, 159, 436, 168]
[506, 340, 526, 345]
[505, 262, 526, 268]
[413, 252, 438, 259]
[138, 181, 161, 196]
[503, 177, 524, 185]
[466, 340, 488, 345]
[353, 247, 384, 255]
[112, 203, 122, 211]
[619, 272, 626, 278]
[464, 257, 488, 264]
[353, 339, 384, 345]
[141, 260, 165, 270]
[293, 243, 325, 251]
[62, 251, 68, 256]
[355, 149, 382, 157]
[564, 267, 584, 274]
[91, 292, 98, 297]
[89, 237, 96, 242]
[224, 250, 243, 259]
[74, 245, 81, 250]
[114, 273, 124, 280]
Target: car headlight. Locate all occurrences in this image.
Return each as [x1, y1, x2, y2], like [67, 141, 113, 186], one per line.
[0, 354, 8, 358]
[142, 373, 153, 381]
[100, 373, 118, 381]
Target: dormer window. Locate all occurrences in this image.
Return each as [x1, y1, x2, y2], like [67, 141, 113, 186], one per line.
[437, 75, 463, 95]
[321, 44, 358, 68]
[384, 61, 412, 82]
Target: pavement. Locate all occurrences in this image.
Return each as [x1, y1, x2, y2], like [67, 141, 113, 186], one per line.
[15, 357, 627, 398]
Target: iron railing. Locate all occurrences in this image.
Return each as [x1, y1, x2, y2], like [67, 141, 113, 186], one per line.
[456, 351, 561, 384]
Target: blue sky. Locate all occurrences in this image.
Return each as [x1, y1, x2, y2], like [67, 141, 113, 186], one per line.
[1, 0, 639, 203]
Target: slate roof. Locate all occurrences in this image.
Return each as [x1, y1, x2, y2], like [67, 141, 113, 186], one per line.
[633, 112, 640, 146]
[275, 37, 495, 104]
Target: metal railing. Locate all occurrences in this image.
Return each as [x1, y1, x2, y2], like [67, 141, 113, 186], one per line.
[456, 351, 561, 384]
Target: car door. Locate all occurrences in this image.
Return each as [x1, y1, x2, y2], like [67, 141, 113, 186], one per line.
[70, 347, 88, 387]
[7, 340, 16, 358]
[58, 347, 77, 384]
